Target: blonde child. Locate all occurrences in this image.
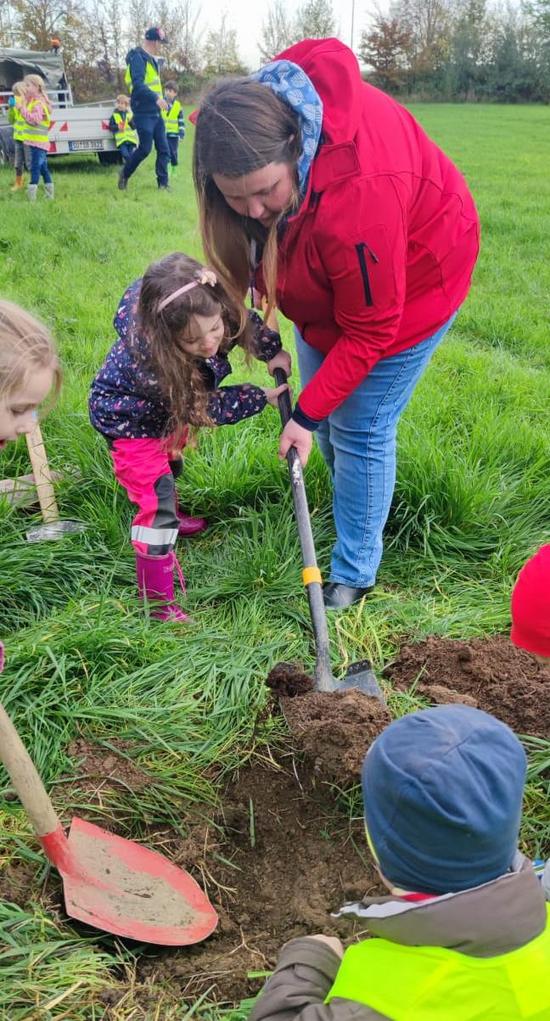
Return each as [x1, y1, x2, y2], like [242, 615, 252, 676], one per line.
[89, 252, 290, 622]
[7, 81, 29, 191]
[0, 301, 61, 670]
[109, 94, 137, 168]
[20, 74, 53, 202]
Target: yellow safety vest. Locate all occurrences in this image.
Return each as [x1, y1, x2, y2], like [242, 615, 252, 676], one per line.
[124, 57, 162, 97]
[326, 906, 550, 1020]
[112, 111, 137, 147]
[19, 98, 51, 147]
[8, 100, 26, 143]
[162, 99, 182, 135]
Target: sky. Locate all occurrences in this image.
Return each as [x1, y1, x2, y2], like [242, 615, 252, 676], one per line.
[196, 1, 389, 70]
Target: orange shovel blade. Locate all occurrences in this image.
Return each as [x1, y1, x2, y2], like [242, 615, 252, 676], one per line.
[61, 817, 218, 945]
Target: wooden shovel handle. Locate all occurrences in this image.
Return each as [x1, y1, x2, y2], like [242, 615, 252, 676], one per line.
[0, 702, 60, 837]
[25, 423, 59, 523]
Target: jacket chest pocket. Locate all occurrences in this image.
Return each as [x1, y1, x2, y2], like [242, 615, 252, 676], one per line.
[353, 224, 396, 310]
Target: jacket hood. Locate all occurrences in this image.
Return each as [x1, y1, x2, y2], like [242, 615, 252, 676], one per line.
[251, 59, 322, 196]
[333, 853, 548, 958]
[275, 37, 363, 146]
[125, 46, 146, 63]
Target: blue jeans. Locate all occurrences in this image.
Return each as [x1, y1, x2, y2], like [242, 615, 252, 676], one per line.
[118, 141, 136, 166]
[167, 135, 179, 166]
[123, 113, 169, 186]
[296, 315, 457, 587]
[29, 146, 52, 185]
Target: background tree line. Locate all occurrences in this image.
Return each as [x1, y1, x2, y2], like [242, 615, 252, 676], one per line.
[1, 0, 549, 103]
[361, 1, 550, 102]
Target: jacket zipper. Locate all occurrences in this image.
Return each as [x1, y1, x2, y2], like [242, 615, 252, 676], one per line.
[355, 242, 378, 306]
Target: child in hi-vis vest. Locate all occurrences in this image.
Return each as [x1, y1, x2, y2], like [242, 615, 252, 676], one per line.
[161, 81, 184, 174]
[7, 81, 29, 191]
[89, 251, 290, 622]
[20, 74, 53, 202]
[109, 94, 137, 167]
[250, 705, 550, 1021]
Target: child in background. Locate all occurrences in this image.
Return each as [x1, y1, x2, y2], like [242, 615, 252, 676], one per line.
[7, 81, 29, 192]
[161, 81, 184, 174]
[20, 74, 53, 202]
[511, 544, 550, 661]
[250, 705, 550, 1021]
[89, 251, 290, 622]
[109, 94, 137, 168]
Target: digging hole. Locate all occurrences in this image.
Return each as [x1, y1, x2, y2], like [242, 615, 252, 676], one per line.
[135, 755, 381, 1002]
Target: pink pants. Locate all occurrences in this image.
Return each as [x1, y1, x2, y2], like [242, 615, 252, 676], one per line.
[110, 435, 187, 555]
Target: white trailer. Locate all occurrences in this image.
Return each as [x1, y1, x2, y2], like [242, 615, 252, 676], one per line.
[0, 47, 120, 165]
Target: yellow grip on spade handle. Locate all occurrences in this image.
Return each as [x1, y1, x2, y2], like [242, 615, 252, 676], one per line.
[25, 423, 59, 524]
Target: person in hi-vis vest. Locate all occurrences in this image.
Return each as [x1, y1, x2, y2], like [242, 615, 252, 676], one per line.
[249, 705, 550, 1021]
[119, 26, 170, 191]
[7, 81, 30, 191]
[109, 94, 137, 168]
[161, 81, 185, 175]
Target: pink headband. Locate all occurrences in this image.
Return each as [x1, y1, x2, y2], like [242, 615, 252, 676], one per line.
[157, 269, 217, 313]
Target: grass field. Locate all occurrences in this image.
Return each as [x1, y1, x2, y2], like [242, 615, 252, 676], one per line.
[0, 103, 549, 1018]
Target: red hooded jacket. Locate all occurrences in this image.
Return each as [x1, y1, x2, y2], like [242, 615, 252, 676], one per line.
[263, 39, 480, 426]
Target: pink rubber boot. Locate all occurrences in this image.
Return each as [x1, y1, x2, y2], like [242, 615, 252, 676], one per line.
[135, 550, 188, 621]
[176, 508, 207, 537]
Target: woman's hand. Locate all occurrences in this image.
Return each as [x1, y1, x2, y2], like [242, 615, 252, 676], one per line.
[267, 349, 292, 378]
[262, 383, 290, 408]
[279, 420, 313, 466]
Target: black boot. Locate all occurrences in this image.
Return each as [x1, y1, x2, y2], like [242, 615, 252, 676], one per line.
[323, 582, 374, 610]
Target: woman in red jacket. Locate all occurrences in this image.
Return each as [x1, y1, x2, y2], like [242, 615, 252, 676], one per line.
[193, 38, 480, 610]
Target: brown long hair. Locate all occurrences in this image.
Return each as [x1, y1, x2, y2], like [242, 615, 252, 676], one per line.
[137, 252, 253, 436]
[0, 300, 61, 403]
[193, 79, 301, 325]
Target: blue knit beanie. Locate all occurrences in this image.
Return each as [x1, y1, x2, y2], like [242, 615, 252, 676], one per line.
[362, 705, 527, 894]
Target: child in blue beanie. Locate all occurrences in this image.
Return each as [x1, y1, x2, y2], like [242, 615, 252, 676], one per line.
[250, 705, 550, 1021]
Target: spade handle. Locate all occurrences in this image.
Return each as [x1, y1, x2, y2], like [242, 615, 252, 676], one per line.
[0, 702, 60, 837]
[25, 424, 59, 523]
[274, 367, 336, 693]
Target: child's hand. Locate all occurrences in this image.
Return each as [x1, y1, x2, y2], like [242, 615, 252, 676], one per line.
[307, 934, 344, 957]
[157, 97, 168, 110]
[268, 349, 292, 378]
[262, 383, 290, 407]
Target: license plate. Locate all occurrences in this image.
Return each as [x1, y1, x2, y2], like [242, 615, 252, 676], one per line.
[68, 139, 103, 152]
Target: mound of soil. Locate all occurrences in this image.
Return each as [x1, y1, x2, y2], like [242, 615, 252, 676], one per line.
[280, 690, 391, 786]
[138, 757, 379, 1002]
[266, 662, 315, 697]
[385, 635, 550, 738]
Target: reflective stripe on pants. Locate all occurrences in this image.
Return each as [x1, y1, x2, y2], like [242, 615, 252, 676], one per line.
[110, 436, 186, 555]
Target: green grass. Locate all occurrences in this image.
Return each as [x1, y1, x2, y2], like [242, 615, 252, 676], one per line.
[0, 104, 549, 1016]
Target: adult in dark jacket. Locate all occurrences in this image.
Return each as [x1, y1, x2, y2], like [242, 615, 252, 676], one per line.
[119, 26, 170, 191]
[193, 38, 480, 609]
